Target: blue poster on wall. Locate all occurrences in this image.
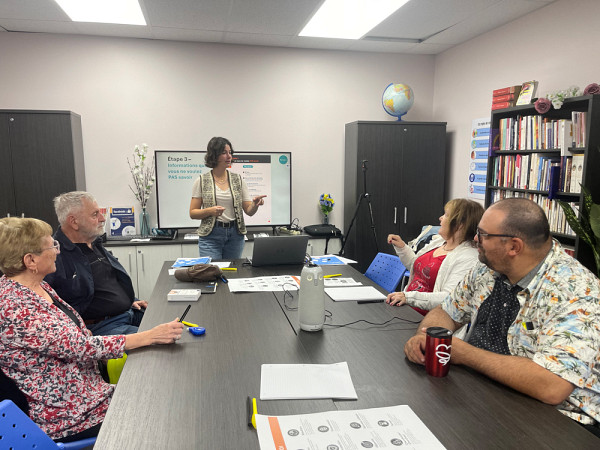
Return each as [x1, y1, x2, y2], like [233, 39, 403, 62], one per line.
[468, 118, 490, 200]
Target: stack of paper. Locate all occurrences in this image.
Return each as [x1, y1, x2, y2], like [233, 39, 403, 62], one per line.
[260, 362, 357, 400]
[324, 286, 386, 302]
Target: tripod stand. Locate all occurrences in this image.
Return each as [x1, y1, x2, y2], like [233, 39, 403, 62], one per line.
[339, 160, 379, 256]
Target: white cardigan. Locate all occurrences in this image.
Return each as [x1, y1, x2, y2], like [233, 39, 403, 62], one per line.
[394, 234, 479, 311]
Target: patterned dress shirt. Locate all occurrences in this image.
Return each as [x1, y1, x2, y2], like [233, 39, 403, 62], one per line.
[442, 241, 600, 425]
[0, 276, 126, 439]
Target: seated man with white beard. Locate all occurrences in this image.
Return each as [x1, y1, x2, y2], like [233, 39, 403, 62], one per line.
[45, 191, 147, 335]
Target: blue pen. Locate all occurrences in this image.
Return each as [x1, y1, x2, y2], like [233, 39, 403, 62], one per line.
[221, 275, 228, 284]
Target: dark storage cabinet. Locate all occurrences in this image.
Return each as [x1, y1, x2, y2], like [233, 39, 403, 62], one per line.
[0, 110, 85, 230]
[344, 121, 447, 271]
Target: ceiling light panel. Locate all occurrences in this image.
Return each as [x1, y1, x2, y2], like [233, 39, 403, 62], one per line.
[54, 0, 146, 26]
[300, 0, 408, 39]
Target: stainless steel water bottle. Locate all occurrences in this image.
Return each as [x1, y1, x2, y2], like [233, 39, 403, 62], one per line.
[298, 262, 325, 331]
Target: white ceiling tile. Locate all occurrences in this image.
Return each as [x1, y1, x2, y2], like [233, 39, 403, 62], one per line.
[367, 0, 501, 40]
[74, 23, 153, 39]
[425, 0, 555, 45]
[151, 27, 224, 43]
[348, 40, 419, 54]
[0, 18, 78, 34]
[0, 0, 69, 21]
[225, 0, 321, 34]
[287, 36, 354, 51]
[223, 31, 292, 47]
[142, 0, 233, 30]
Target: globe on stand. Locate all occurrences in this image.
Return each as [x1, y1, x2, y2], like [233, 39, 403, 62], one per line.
[382, 83, 414, 121]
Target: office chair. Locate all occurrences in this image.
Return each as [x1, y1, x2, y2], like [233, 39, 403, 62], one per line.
[364, 252, 408, 293]
[0, 399, 96, 449]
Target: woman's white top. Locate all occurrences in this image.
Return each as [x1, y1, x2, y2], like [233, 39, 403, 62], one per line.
[394, 234, 479, 311]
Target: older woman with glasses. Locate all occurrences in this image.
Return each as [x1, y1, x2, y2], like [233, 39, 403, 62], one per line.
[0, 217, 184, 443]
[386, 198, 484, 315]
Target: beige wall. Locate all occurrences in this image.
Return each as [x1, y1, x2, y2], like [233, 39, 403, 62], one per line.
[2, 0, 596, 233]
[0, 32, 434, 230]
[434, 0, 600, 202]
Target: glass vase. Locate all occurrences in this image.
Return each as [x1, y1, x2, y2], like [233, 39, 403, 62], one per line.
[322, 214, 329, 225]
[140, 208, 151, 237]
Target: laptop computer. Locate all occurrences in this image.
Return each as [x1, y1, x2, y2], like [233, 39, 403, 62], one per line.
[251, 235, 309, 267]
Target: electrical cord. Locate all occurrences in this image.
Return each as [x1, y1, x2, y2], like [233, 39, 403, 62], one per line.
[323, 315, 421, 329]
[272, 288, 420, 329]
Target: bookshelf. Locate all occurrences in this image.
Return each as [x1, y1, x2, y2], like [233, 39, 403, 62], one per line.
[486, 94, 600, 272]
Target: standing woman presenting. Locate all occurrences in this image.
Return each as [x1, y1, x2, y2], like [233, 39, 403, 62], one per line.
[189, 137, 266, 259]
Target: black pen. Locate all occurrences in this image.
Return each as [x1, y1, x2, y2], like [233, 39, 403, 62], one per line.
[178, 304, 192, 322]
[357, 299, 385, 304]
[246, 396, 257, 429]
[246, 396, 253, 427]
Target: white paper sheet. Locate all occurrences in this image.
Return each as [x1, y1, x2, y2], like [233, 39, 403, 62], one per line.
[324, 286, 386, 302]
[227, 275, 300, 292]
[260, 362, 357, 400]
[323, 277, 362, 287]
[255, 405, 446, 450]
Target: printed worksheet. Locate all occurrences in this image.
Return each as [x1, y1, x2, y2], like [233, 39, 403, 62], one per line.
[256, 405, 446, 450]
[227, 275, 300, 292]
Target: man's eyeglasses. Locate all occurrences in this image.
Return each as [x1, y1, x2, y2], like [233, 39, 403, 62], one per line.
[38, 240, 61, 253]
[476, 228, 515, 241]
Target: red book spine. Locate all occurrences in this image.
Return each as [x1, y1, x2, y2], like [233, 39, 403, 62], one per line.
[492, 101, 515, 110]
[493, 93, 517, 103]
[493, 86, 519, 97]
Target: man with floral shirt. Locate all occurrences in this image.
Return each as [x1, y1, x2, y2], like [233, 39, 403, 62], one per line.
[405, 198, 600, 433]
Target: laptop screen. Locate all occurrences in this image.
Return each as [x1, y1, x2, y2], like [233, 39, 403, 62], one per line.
[251, 235, 309, 267]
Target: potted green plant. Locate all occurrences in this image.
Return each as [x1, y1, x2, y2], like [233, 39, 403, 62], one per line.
[557, 186, 600, 276]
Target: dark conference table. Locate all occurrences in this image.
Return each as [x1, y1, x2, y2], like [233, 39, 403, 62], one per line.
[94, 261, 599, 449]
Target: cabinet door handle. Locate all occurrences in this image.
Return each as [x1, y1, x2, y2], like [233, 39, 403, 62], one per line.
[138, 249, 144, 272]
[394, 207, 397, 224]
[404, 207, 407, 224]
[128, 253, 132, 273]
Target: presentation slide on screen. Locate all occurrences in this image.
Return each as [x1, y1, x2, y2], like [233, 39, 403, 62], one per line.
[155, 151, 291, 228]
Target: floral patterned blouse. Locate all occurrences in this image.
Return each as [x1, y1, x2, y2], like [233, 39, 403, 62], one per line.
[0, 275, 126, 440]
[442, 241, 600, 425]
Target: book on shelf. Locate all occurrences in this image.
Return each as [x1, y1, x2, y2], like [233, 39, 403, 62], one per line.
[570, 154, 584, 193]
[493, 85, 522, 97]
[516, 80, 538, 106]
[492, 101, 516, 110]
[571, 111, 587, 148]
[493, 93, 519, 103]
[547, 163, 561, 199]
[558, 119, 573, 155]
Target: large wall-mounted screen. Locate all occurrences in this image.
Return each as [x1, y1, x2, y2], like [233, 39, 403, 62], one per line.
[155, 150, 292, 228]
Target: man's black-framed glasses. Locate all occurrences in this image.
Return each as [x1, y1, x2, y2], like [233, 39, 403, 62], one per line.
[476, 227, 515, 241]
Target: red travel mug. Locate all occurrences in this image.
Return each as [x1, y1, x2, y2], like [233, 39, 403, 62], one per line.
[425, 327, 453, 377]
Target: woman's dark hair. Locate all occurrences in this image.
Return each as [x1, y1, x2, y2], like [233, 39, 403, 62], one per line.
[204, 137, 233, 168]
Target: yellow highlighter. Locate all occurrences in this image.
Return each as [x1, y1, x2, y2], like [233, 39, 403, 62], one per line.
[323, 274, 342, 278]
[181, 320, 199, 328]
[251, 397, 258, 429]
[222, 268, 238, 271]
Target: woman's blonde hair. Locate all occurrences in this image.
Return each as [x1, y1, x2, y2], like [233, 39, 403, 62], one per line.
[0, 217, 52, 276]
[444, 198, 484, 243]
